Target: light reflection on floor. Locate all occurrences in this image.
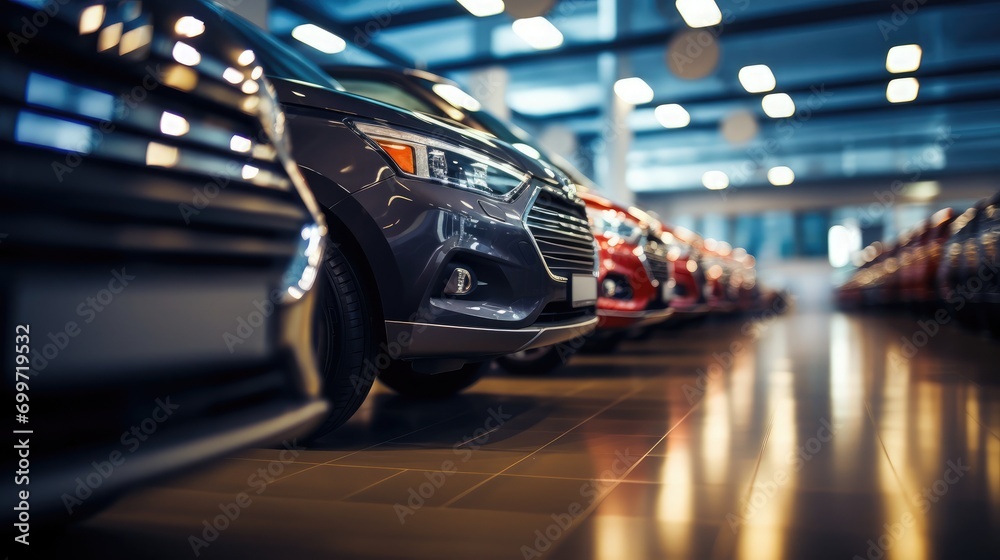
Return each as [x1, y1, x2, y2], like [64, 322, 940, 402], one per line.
[57, 309, 999, 559]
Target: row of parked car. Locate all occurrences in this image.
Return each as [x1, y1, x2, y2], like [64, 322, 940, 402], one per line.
[1, 0, 779, 527]
[835, 191, 1000, 334]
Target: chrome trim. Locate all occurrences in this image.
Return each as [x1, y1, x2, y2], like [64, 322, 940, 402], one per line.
[385, 317, 598, 357]
[385, 316, 597, 335]
[523, 186, 568, 282]
[522, 186, 599, 284]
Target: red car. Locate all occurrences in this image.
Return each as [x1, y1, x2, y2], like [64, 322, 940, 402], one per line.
[496, 190, 672, 371]
[939, 197, 995, 331]
[696, 239, 739, 312]
[658, 225, 708, 316]
[584, 192, 674, 336]
[901, 209, 955, 309]
[837, 242, 885, 309]
[840, 205, 969, 315]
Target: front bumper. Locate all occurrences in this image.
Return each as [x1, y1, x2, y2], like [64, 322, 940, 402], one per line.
[595, 240, 671, 331]
[386, 316, 598, 360]
[344, 176, 598, 358]
[598, 307, 675, 329]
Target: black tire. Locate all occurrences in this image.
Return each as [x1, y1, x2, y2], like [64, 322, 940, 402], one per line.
[496, 345, 574, 375]
[379, 361, 486, 398]
[985, 304, 1000, 338]
[311, 244, 379, 434]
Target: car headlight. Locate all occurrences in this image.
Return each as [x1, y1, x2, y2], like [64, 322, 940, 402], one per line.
[354, 122, 530, 199]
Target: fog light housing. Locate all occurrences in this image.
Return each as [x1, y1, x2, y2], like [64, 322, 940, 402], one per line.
[444, 267, 474, 296]
[601, 275, 633, 300]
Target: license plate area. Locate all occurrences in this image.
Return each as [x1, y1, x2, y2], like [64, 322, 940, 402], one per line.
[662, 281, 674, 302]
[571, 274, 597, 307]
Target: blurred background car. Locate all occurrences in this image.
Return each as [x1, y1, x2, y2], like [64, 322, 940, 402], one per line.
[208, 4, 599, 406]
[580, 190, 673, 348]
[659, 225, 709, 318]
[0, 0, 328, 524]
[839, 191, 1000, 336]
[977, 192, 1000, 334]
[900, 208, 955, 310]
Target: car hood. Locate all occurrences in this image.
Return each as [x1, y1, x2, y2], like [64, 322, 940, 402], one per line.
[270, 78, 558, 186]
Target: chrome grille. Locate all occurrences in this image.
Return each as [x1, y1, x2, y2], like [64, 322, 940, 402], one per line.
[525, 186, 597, 280]
[643, 236, 671, 285]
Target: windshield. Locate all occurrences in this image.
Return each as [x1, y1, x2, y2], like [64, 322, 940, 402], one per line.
[336, 79, 436, 114]
[587, 207, 642, 244]
[205, 1, 343, 91]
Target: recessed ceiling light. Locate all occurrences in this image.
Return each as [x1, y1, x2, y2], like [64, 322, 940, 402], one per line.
[613, 77, 654, 105]
[145, 142, 179, 167]
[675, 0, 723, 28]
[222, 67, 244, 84]
[886, 77, 919, 103]
[171, 41, 201, 66]
[230, 135, 252, 153]
[902, 181, 940, 201]
[512, 17, 563, 50]
[174, 16, 204, 38]
[432, 83, 482, 112]
[159, 112, 190, 137]
[654, 104, 690, 128]
[738, 64, 776, 93]
[456, 0, 505, 17]
[886, 44, 922, 74]
[237, 49, 256, 66]
[79, 5, 105, 34]
[291, 24, 346, 54]
[761, 93, 795, 118]
[767, 166, 795, 186]
[702, 170, 729, 190]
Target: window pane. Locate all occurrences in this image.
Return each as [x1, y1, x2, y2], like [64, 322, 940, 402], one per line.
[798, 211, 829, 257]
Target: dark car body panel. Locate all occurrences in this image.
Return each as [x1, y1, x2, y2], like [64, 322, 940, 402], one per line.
[1, 0, 327, 522]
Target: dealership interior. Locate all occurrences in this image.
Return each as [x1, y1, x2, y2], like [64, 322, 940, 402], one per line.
[3, 0, 999, 559]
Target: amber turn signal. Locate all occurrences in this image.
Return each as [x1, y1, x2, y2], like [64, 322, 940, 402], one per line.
[375, 140, 416, 174]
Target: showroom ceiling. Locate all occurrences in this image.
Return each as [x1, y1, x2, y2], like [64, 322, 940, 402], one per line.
[265, 0, 1000, 193]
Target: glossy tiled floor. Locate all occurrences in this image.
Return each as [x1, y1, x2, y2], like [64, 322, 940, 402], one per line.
[59, 309, 999, 559]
